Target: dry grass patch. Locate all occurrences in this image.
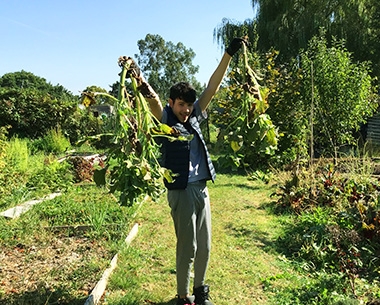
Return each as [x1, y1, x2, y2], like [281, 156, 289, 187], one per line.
[0, 234, 111, 305]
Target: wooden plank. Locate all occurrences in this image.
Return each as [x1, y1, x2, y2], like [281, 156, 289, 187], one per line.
[0, 192, 62, 219]
[84, 223, 139, 305]
[84, 254, 119, 305]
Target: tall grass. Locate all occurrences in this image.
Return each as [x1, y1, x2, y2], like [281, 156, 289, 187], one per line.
[0, 136, 73, 209]
[30, 127, 71, 154]
[5, 137, 30, 173]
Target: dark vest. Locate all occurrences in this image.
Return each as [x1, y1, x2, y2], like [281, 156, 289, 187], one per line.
[161, 105, 216, 190]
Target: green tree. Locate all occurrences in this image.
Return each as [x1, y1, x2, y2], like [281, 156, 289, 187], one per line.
[0, 70, 75, 98]
[300, 34, 378, 158]
[215, 1, 380, 78]
[214, 18, 257, 53]
[134, 34, 203, 102]
[250, 0, 380, 77]
[0, 71, 81, 140]
[266, 33, 378, 162]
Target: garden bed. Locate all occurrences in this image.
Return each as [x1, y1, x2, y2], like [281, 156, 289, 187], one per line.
[0, 184, 136, 305]
[0, 233, 112, 305]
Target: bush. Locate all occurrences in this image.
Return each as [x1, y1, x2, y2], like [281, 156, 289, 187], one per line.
[0, 88, 77, 139]
[273, 160, 380, 297]
[30, 127, 71, 154]
[26, 157, 73, 192]
[6, 137, 30, 172]
[0, 137, 74, 209]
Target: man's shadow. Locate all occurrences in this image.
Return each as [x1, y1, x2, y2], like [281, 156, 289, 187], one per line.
[145, 298, 177, 305]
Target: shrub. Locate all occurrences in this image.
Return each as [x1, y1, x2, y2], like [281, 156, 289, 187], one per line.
[273, 159, 380, 298]
[26, 157, 73, 192]
[30, 127, 71, 154]
[0, 126, 9, 171]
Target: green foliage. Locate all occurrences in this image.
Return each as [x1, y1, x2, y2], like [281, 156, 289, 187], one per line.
[0, 149, 29, 208]
[0, 71, 102, 143]
[214, 18, 258, 53]
[213, 43, 279, 170]
[30, 127, 71, 154]
[265, 50, 310, 166]
[250, 0, 380, 77]
[301, 33, 378, 157]
[214, 9, 379, 168]
[265, 270, 360, 305]
[32, 187, 127, 228]
[86, 57, 179, 206]
[0, 126, 8, 171]
[0, 87, 78, 139]
[0, 138, 74, 209]
[273, 160, 380, 298]
[265, 33, 377, 165]
[0, 70, 75, 98]
[134, 34, 203, 101]
[65, 107, 106, 145]
[26, 157, 73, 193]
[5, 137, 30, 173]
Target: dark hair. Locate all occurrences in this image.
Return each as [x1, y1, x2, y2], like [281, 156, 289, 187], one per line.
[169, 82, 197, 104]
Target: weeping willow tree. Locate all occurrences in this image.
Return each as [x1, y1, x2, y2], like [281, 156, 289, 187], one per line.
[214, 18, 257, 53]
[218, 0, 380, 77]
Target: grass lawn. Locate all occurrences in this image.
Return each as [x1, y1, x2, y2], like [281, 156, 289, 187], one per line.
[1, 171, 379, 304]
[103, 174, 296, 305]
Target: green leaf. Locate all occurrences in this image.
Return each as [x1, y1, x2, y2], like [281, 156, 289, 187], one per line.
[93, 167, 107, 187]
[230, 140, 241, 152]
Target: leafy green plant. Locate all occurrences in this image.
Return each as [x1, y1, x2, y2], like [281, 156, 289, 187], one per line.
[81, 57, 182, 206]
[0, 126, 8, 170]
[0, 137, 33, 208]
[300, 33, 378, 158]
[273, 160, 380, 298]
[26, 157, 73, 193]
[5, 137, 30, 172]
[30, 127, 71, 154]
[0, 87, 77, 139]
[215, 41, 279, 170]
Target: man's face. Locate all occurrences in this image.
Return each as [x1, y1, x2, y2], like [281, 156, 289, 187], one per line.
[169, 98, 194, 123]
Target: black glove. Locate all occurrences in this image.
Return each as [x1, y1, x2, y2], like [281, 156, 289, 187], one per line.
[226, 37, 247, 56]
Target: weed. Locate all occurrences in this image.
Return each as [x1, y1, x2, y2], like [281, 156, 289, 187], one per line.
[30, 126, 71, 154]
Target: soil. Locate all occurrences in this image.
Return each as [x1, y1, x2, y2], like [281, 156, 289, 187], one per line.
[0, 233, 112, 305]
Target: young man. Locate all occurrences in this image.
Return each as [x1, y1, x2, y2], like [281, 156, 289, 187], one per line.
[133, 37, 246, 305]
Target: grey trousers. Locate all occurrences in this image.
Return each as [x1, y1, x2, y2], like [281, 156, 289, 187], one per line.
[167, 180, 212, 296]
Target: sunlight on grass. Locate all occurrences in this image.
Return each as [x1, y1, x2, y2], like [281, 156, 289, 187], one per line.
[6, 137, 30, 173]
[103, 174, 298, 305]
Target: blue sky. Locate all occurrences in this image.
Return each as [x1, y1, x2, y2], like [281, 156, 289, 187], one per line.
[0, 0, 255, 95]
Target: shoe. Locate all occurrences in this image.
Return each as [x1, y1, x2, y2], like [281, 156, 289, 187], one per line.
[193, 285, 213, 305]
[176, 295, 195, 305]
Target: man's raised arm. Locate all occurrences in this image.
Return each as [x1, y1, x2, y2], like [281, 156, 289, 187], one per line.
[197, 37, 247, 112]
[136, 77, 163, 121]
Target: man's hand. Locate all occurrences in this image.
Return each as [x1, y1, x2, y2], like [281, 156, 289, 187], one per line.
[226, 37, 248, 56]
